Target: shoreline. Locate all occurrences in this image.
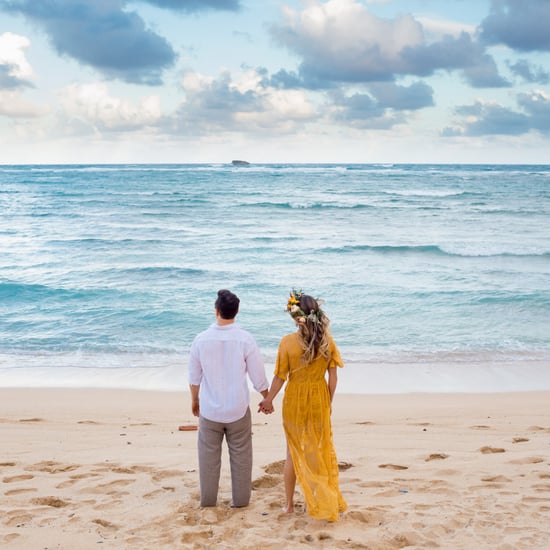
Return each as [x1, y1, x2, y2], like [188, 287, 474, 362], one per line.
[1, 388, 550, 548]
[1, 357, 550, 394]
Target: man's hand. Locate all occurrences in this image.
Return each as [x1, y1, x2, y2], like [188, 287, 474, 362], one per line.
[189, 384, 200, 417]
[258, 398, 274, 414]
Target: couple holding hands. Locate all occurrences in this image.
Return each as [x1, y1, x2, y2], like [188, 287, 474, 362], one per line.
[188, 289, 347, 522]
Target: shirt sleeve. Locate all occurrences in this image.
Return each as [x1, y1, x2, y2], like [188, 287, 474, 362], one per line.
[328, 336, 344, 368]
[274, 337, 290, 381]
[245, 336, 269, 392]
[187, 338, 203, 386]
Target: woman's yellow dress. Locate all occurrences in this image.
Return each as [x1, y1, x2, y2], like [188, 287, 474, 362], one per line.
[274, 332, 347, 522]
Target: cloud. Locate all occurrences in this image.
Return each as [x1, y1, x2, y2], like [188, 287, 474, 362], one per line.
[270, 0, 508, 88]
[327, 81, 433, 129]
[328, 91, 402, 129]
[0, 32, 34, 89]
[368, 81, 434, 110]
[401, 32, 510, 88]
[444, 90, 550, 136]
[416, 16, 476, 41]
[479, 0, 550, 52]
[0, 90, 47, 117]
[0, 0, 176, 85]
[58, 82, 163, 131]
[0, 32, 47, 118]
[0, 1, 244, 86]
[141, 0, 241, 11]
[507, 59, 550, 84]
[173, 68, 315, 134]
[517, 89, 550, 132]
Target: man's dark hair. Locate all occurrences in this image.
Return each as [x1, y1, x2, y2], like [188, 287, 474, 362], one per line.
[215, 289, 240, 319]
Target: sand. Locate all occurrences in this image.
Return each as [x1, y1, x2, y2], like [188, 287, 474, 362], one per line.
[1, 388, 550, 549]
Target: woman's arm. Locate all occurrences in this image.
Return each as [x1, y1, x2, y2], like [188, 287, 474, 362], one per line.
[327, 367, 337, 402]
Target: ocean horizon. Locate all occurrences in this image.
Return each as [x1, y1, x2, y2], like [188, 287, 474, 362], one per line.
[1, 163, 549, 393]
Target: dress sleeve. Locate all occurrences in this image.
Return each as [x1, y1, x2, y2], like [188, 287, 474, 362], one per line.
[328, 336, 344, 368]
[274, 337, 290, 381]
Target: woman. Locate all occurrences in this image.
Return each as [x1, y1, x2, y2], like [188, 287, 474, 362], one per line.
[259, 289, 347, 522]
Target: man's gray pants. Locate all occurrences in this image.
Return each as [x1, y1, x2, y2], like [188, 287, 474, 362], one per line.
[198, 407, 252, 507]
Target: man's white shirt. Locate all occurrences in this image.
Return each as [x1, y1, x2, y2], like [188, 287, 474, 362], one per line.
[188, 323, 268, 423]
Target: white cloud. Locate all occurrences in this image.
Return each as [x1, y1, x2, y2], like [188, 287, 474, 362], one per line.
[178, 68, 315, 133]
[0, 32, 34, 83]
[416, 16, 476, 40]
[278, 0, 424, 66]
[0, 90, 47, 117]
[271, 0, 506, 88]
[58, 83, 162, 131]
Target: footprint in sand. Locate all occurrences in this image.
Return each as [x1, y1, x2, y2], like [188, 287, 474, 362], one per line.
[512, 437, 530, 443]
[0, 462, 16, 467]
[92, 518, 119, 530]
[3, 474, 34, 483]
[18, 418, 45, 423]
[263, 460, 285, 475]
[5, 488, 37, 496]
[31, 497, 70, 508]
[425, 453, 449, 462]
[26, 461, 80, 474]
[345, 509, 376, 524]
[509, 456, 544, 465]
[151, 469, 184, 481]
[99, 479, 135, 488]
[179, 525, 214, 541]
[378, 464, 409, 470]
[470, 425, 492, 430]
[55, 479, 79, 489]
[252, 474, 279, 489]
[338, 461, 353, 471]
[5, 512, 34, 527]
[481, 475, 512, 482]
[479, 446, 506, 454]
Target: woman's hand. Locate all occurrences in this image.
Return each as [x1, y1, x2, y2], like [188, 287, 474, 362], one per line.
[258, 399, 274, 414]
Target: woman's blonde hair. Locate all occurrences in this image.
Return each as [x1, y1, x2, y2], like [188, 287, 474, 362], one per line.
[294, 294, 330, 364]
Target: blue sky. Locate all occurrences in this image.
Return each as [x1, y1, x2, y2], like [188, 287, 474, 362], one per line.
[1, 0, 549, 163]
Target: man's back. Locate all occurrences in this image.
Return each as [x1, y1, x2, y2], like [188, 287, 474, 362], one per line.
[189, 323, 266, 423]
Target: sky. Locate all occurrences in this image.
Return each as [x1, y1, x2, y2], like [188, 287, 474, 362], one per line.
[1, 0, 549, 164]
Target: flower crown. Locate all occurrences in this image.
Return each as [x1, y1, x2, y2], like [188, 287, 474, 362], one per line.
[286, 288, 324, 324]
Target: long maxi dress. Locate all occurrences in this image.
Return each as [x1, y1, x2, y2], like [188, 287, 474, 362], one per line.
[274, 332, 348, 522]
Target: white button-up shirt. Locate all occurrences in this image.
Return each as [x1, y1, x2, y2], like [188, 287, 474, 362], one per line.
[188, 322, 268, 423]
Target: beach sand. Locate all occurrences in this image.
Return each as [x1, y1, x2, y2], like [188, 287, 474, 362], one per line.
[1, 388, 549, 549]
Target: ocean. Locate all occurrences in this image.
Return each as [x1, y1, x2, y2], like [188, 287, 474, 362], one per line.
[1, 164, 549, 393]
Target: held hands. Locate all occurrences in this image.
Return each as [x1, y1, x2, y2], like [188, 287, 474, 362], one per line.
[258, 398, 274, 414]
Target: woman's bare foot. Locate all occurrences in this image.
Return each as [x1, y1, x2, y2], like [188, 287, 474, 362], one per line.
[282, 504, 294, 514]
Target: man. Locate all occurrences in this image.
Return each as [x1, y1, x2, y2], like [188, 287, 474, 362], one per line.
[188, 289, 269, 507]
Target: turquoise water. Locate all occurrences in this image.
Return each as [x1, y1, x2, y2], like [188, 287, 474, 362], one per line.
[1, 164, 549, 390]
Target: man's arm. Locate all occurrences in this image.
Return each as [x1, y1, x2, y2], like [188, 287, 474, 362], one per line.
[189, 384, 200, 417]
